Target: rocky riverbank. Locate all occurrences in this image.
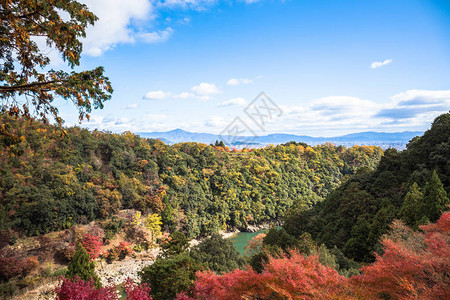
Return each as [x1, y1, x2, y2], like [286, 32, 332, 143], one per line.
[17, 227, 265, 299]
[239, 220, 280, 232]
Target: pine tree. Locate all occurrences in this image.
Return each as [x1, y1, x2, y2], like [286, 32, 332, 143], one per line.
[400, 182, 423, 227]
[159, 231, 189, 258]
[66, 243, 100, 288]
[422, 170, 449, 222]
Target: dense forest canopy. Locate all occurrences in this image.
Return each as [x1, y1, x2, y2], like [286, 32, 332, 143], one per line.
[283, 112, 450, 262]
[0, 114, 382, 238]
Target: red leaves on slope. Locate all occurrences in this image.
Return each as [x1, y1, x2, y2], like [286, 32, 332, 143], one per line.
[179, 252, 344, 300]
[180, 212, 450, 300]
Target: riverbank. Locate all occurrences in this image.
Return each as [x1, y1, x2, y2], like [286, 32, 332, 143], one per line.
[17, 226, 270, 299]
[239, 220, 280, 233]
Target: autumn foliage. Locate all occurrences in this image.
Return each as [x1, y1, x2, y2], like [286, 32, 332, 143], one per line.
[353, 211, 450, 299]
[123, 278, 153, 300]
[179, 212, 450, 300]
[81, 234, 103, 261]
[54, 276, 116, 300]
[55, 277, 152, 300]
[104, 242, 134, 263]
[0, 254, 39, 280]
[179, 252, 344, 299]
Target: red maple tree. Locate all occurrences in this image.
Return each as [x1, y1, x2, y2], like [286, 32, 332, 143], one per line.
[353, 212, 450, 299]
[54, 276, 116, 300]
[178, 251, 345, 299]
[123, 278, 153, 300]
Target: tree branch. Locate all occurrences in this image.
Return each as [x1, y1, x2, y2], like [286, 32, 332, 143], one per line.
[0, 80, 60, 92]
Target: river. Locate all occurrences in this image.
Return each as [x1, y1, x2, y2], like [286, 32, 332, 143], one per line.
[229, 230, 266, 255]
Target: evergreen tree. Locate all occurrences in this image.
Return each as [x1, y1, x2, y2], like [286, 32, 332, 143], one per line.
[66, 243, 100, 288]
[189, 233, 245, 274]
[139, 253, 203, 300]
[343, 216, 371, 262]
[159, 231, 189, 258]
[422, 170, 449, 222]
[400, 182, 423, 227]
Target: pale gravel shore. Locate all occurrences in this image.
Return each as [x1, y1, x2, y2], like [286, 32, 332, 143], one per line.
[96, 258, 154, 287]
[18, 231, 241, 299]
[219, 229, 240, 239]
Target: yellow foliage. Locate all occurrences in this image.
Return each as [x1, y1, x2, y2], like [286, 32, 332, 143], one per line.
[145, 213, 162, 242]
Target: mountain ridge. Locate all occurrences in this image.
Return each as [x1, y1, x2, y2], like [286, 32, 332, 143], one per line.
[136, 129, 423, 149]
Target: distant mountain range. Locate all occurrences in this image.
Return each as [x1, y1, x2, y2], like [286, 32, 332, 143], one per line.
[137, 129, 423, 149]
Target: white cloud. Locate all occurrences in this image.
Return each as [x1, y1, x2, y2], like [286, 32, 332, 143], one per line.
[375, 90, 450, 120]
[79, 0, 270, 56]
[125, 103, 139, 109]
[84, 89, 450, 137]
[143, 82, 220, 101]
[205, 116, 225, 127]
[144, 90, 171, 100]
[276, 90, 450, 136]
[80, 0, 154, 56]
[370, 59, 393, 69]
[176, 91, 195, 99]
[391, 89, 450, 104]
[243, 0, 263, 4]
[137, 27, 174, 43]
[227, 78, 253, 86]
[191, 83, 221, 99]
[147, 114, 167, 121]
[219, 97, 248, 107]
[158, 0, 216, 9]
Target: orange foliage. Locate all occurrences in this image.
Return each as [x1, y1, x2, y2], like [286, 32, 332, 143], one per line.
[180, 252, 345, 300]
[352, 212, 450, 299]
[180, 213, 450, 300]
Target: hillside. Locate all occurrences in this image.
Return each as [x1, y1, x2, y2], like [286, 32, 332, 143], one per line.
[0, 114, 383, 240]
[283, 112, 450, 262]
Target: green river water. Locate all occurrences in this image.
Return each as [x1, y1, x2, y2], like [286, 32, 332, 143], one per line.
[229, 230, 266, 255]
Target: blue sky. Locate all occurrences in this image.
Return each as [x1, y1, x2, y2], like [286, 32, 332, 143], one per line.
[53, 0, 450, 136]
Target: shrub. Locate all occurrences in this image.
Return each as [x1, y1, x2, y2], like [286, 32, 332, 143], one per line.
[81, 233, 103, 260]
[0, 282, 17, 298]
[117, 242, 133, 259]
[0, 254, 39, 280]
[123, 278, 153, 300]
[104, 242, 133, 263]
[189, 233, 245, 274]
[54, 276, 116, 300]
[60, 245, 76, 262]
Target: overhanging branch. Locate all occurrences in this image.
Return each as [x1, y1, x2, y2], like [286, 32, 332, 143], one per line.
[0, 80, 60, 92]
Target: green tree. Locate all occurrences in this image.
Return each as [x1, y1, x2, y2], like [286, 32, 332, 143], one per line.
[343, 216, 371, 262]
[159, 231, 189, 258]
[422, 170, 449, 222]
[263, 227, 299, 252]
[400, 182, 423, 227]
[66, 243, 100, 288]
[190, 233, 245, 274]
[139, 253, 203, 300]
[0, 0, 112, 124]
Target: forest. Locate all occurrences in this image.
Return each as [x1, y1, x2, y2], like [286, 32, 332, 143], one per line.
[0, 113, 383, 239]
[279, 112, 450, 263]
[0, 0, 449, 299]
[0, 113, 448, 299]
